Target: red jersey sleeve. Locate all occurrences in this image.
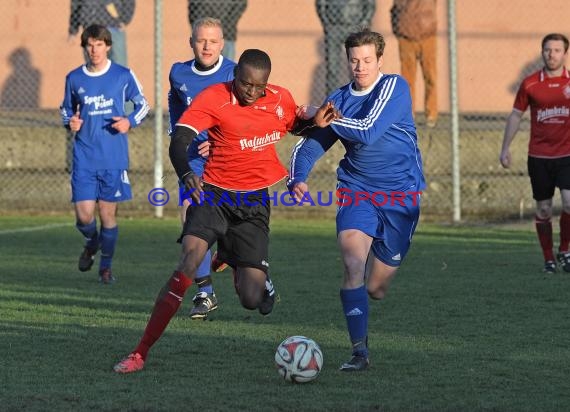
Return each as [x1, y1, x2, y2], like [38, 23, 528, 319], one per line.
[280, 87, 300, 131]
[513, 80, 529, 113]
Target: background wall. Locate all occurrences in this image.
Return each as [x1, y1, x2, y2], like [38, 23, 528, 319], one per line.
[2, 0, 567, 111]
[1, 0, 570, 221]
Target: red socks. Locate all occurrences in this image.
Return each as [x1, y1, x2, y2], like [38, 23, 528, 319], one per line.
[134, 271, 193, 360]
[535, 215, 554, 261]
[559, 212, 570, 253]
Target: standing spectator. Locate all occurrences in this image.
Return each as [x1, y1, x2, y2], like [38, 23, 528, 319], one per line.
[391, 0, 438, 127]
[188, 0, 247, 61]
[288, 29, 425, 371]
[68, 0, 136, 67]
[316, 0, 376, 95]
[60, 24, 149, 284]
[112, 49, 339, 374]
[500, 33, 570, 274]
[168, 17, 236, 319]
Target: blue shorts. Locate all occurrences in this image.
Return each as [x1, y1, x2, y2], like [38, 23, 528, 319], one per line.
[336, 181, 421, 267]
[71, 169, 132, 202]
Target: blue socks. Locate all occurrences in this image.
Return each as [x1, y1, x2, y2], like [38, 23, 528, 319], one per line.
[99, 226, 118, 270]
[340, 285, 369, 358]
[195, 249, 214, 294]
[76, 219, 98, 251]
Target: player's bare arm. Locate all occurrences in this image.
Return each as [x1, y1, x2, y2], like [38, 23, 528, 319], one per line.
[500, 109, 523, 169]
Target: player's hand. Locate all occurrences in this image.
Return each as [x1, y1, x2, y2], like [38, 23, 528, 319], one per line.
[290, 181, 309, 204]
[313, 101, 342, 128]
[499, 150, 511, 169]
[197, 141, 210, 158]
[182, 171, 203, 203]
[69, 108, 83, 132]
[111, 116, 131, 134]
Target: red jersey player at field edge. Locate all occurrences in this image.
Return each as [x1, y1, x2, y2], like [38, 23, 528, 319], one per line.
[500, 33, 570, 274]
[113, 49, 340, 374]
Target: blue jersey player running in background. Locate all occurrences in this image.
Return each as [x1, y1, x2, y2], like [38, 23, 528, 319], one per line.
[167, 17, 235, 319]
[288, 29, 425, 371]
[60, 24, 149, 284]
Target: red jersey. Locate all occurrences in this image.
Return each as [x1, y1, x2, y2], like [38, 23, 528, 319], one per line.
[177, 81, 298, 191]
[513, 67, 570, 158]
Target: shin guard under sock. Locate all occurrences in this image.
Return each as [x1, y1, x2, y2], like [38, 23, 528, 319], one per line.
[134, 271, 193, 359]
[99, 226, 118, 270]
[559, 212, 570, 253]
[535, 215, 554, 261]
[340, 285, 369, 358]
[76, 219, 98, 251]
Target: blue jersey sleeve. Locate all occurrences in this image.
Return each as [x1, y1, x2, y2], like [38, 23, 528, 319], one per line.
[60, 73, 80, 128]
[167, 69, 186, 136]
[125, 70, 150, 127]
[287, 127, 338, 188]
[330, 76, 411, 144]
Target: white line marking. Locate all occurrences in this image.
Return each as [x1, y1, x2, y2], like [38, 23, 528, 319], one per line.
[0, 222, 73, 235]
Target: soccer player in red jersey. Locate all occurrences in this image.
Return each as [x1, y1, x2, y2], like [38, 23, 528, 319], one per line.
[500, 33, 570, 274]
[113, 49, 339, 373]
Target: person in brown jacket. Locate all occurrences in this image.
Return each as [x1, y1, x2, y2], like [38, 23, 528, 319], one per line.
[391, 0, 437, 127]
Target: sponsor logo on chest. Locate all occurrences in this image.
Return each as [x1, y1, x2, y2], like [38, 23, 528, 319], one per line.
[239, 130, 282, 151]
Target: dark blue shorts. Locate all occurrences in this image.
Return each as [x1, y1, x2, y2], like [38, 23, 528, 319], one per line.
[335, 181, 421, 267]
[71, 169, 132, 202]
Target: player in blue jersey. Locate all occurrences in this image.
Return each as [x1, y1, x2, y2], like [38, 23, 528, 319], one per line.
[168, 17, 236, 319]
[60, 24, 150, 284]
[288, 29, 425, 371]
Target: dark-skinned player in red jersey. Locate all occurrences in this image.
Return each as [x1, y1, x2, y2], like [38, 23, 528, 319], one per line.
[113, 48, 340, 373]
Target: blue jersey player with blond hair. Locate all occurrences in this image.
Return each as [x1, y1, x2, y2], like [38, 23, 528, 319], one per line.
[288, 28, 425, 371]
[167, 16, 236, 319]
[60, 24, 149, 284]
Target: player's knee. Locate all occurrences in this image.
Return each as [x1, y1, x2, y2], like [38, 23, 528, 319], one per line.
[536, 205, 553, 219]
[367, 286, 387, 300]
[238, 291, 258, 310]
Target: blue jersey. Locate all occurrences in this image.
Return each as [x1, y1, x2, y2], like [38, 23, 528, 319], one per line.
[289, 73, 425, 193]
[60, 61, 149, 170]
[168, 56, 235, 176]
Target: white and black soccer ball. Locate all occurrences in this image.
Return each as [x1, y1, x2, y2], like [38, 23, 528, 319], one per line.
[274, 335, 323, 383]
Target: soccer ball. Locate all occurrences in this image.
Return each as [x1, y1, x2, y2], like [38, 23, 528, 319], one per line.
[274, 336, 323, 383]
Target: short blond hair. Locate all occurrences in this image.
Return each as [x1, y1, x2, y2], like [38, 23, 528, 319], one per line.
[191, 17, 224, 39]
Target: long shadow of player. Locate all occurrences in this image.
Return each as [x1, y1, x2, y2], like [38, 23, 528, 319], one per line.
[508, 56, 543, 94]
[0, 47, 41, 110]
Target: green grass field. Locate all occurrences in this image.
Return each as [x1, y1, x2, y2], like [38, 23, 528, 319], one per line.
[1, 216, 569, 411]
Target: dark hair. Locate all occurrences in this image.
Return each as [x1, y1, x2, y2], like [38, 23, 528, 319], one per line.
[542, 33, 569, 53]
[81, 24, 113, 48]
[238, 49, 272, 72]
[344, 28, 385, 59]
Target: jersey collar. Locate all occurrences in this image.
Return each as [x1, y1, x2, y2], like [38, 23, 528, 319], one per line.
[349, 72, 383, 97]
[191, 55, 224, 76]
[82, 60, 111, 77]
[539, 66, 569, 81]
